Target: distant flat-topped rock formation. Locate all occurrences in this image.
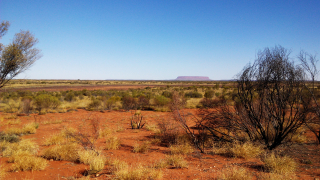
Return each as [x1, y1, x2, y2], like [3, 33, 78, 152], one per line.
[175, 76, 211, 81]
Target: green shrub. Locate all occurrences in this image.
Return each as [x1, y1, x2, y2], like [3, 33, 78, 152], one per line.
[87, 98, 102, 110]
[122, 96, 137, 110]
[184, 91, 203, 98]
[154, 95, 170, 107]
[34, 94, 61, 112]
[204, 90, 215, 98]
[64, 91, 75, 102]
[162, 91, 173, 99]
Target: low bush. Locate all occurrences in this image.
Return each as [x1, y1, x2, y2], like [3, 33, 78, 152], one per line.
[42, 143, 80, 162]
[133, 141, 151, 153]
[153, 95, 170, 107]
[87, 98, 102, 110]
[204, 90, 215, 98]
[184, 91, 203, 98]
[229, 141, 263, 159]
[164, 155, 188, 168]
[105, 136, 121, 150]
[218, 166, 253, 180]
[263, 153, 297, 175]
[169, 142, 194, 155]
[11, 154, 48, 171]
[114, 165, 163, 180]
[122, 96, 137, 111]
[0, 132, 19, 143]
[0, 164, 7, 179]
[258, 173, 297, 180]
[2, 139, 38, 157]
[78, 149, 106, 174]
[34, 94, 61, 112]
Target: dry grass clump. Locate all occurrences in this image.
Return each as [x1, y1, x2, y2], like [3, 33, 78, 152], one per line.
[155, 155, 188, 169]
[43, 128, 77, 146]
[169, 142, 194, 155]
[218, 166, 253, 180]
[78, 149, 106, 174]
[258, 172, 297, 180]
[22, 122, 38, 134]
[2, 139, 38, 157]
[0, 132, 19, 143]
[4, 119, 21, 125]
[11, 154, 48, 171]
[145, 124, 160, 133]
[263, 153, 297, 175]
[229, 141, 263, 159]
[5, 122, 38, 135]
[105, 136, 121, 150]
[114, 164, 162, 180]
[99, 127, 114, 138]
[43, 133, 66, 146]
[111, 159, 129, 171]
[0, 164, 7, 179]
[287, 127, 308, 143]
[133, 141, 151, 153]
[42, 143, 80, 162]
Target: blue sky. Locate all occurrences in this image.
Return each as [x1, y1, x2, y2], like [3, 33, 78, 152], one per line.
[1, 0, 319, 80]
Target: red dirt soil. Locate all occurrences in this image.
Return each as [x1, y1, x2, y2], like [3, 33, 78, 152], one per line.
[0, 109, 319, 180]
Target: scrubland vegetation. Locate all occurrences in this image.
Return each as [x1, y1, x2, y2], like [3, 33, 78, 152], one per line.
[1, 47, 320, 179]
[0, 79, 319, 179]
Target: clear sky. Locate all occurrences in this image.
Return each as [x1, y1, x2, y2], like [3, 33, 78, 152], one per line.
[1, 0, 319, 80]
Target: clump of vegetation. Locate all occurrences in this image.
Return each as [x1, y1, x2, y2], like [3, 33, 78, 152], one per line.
[163, 155, 188, 168]
[0, 132, 20, 143]
[78, 149, 106, 174]
[169, 142, 194, 155]
[218, 166, 253, 180]
[2, 139, 38, 157]
[105, 136, 121, 150]
[41, 143, 80, 162]
[263, 153, 297, 175]
[5, 122, 38, 135]
[114, 164, 163, 180]
[229, 141, 263, 159]
[11, 154, 48, 171]
[0, 164, 7, 179]
[184, 91, 203, 98]
[133, 141, 151, 153]
[34, 94, 60, 113]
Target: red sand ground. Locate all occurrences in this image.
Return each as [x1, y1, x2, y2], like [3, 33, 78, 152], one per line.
[0, 109, 319, 180]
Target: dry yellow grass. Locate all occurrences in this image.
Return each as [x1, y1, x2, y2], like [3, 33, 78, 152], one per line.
[145, 124, 160, 133]
[41, 143, 80, 162]
[2, 139, 38, 157]
[43, 128, 77, 146]
[164, 155, 188, 168]
[229, 141, 263, 159]
[133, 141, 151, 153]
[99, 127, 114, 138]
[169, 142, 194, 155]
[258, 172, 297, 180]
[105, 136, 121, 150]
[263, 153, 297, 175]
[11, 154, 48, 171]
[43, 133, 66, 146]
[78, 149, 106, 174]
[4, 119, 21, 125]
[5, 123, 38, 135]
[0, 164, 7, 179]
[112, 159, 129, 171]
[218, 166, 253, 180]
[114, 164, 162, 180]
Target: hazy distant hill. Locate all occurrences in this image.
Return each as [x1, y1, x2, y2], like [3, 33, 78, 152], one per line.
[175, 76, 211, 81]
